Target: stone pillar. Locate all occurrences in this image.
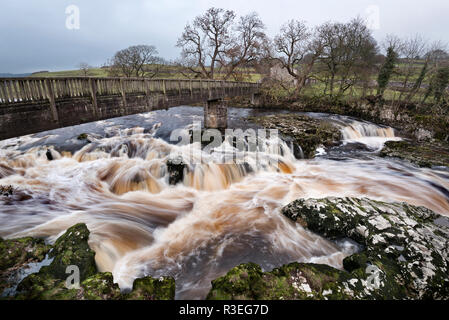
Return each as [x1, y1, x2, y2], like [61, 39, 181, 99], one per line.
[205, 98, 227, 129]
[251, 92, 262, 107]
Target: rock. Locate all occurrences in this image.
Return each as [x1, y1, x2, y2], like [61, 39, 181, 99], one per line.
[4, 223, 175, 300]
[209, 197, 449, 300]
[249, 114, 341, 159]
[0, 185, 14, 197]
[42, 223, 97, 282]
[0, 237, 50, 272]
[281, 197, 449, 299]
[124, 276, 176, 300]
[79, 272, 122, 300]
[166, 159, 186, 185]
[46, 149, 53, 161]
[207, 262, 353, 300]
[380, 140, 449, 168]
[0, 237, 51, 295]
[77, 133, 89, 141]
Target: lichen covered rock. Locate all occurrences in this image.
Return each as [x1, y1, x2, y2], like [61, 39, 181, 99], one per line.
[281, 197, 449, 299]
[208, 197, 449, 300]
[124, 276, 176, 300]
[380, 140, 449, 168]
[207, 262, 352, 300]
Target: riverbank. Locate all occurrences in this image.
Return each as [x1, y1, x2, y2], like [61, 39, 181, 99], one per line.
[231, 95, 449, 142]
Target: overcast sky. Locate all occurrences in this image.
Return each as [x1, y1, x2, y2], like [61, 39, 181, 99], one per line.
[1, 0, 448, 73]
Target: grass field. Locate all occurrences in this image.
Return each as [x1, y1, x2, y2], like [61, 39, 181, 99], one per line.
[30, 65, 262, 82]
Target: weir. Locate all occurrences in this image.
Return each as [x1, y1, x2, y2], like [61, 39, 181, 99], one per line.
[0, 77, 260, 140]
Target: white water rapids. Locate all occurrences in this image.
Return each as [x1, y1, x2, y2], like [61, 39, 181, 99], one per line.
[0, 110, 448, 299]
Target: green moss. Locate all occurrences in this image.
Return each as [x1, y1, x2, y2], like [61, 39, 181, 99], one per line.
[207, 262, 352, 300]
[380, 140, 449, 168]
[81, 272, 122, 300]
[0, 237, 50, 271]
[44, 223, 97, 281]
[124, 276, 176, 300]
[77, 133, 89, 141]
[3, 224, 176, 300]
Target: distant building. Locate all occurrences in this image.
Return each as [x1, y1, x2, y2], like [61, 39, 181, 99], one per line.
[269, 62, 297, 85]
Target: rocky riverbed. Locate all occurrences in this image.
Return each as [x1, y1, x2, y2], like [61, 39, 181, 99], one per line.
[1, 108, 448, 300]
[1, 197, 447, 300]
[208, 198, 449, 300]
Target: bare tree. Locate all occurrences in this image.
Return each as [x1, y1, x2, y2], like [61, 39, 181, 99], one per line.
[396, 35, 428, 99]
[177, 8, 235, 79]
[176, 8, 266, 81]
[219, 12, 266, 80]
[405, 41, 448, 102]
[381, 34, 404, 54]
[78, 62, 92, 76]
[272, 20, 322, 95]
[108, 45, 160, 78]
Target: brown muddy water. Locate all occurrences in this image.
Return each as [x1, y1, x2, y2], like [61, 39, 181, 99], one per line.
[0, 106, 448, 299]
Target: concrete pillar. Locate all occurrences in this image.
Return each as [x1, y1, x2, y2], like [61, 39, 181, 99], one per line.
[251, 92, 262, 107]
[204, 98, 227, 129]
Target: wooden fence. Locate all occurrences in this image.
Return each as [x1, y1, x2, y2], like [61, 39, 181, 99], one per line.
[0, 77, 259, 105]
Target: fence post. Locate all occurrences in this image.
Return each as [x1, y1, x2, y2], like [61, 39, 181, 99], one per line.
[89, 78, 99, 119]
[144, 78, 152, 111]
[45, 79, 59, 123]
[120, 78, 127, 115]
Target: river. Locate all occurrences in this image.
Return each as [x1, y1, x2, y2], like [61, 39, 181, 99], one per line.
[0, 106, 448, 299]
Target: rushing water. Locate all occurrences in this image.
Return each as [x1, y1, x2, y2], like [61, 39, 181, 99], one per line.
[0, 106, 448, 299]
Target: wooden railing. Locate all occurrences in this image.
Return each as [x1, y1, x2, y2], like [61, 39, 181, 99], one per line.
[0, 77, 259, 104]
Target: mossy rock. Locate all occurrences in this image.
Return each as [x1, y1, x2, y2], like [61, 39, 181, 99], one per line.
[380, 140, 449, 168]
[124, 276, 176, 300]
[15, 271, 175, 300]
[0, 237, 51, 296]
[208, 197, 449, 300]
[80, 272, 122, 300]
[43, 223, 97, 281]
[6, 223, 175, 300]
[281, 197, 449, 299]
[15, 272, 80, 300]
[0, 237, 50, 272]
[207, 262, 353, 300]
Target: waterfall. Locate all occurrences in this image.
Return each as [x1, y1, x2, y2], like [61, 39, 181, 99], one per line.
[340, 121, 401, 151]
[0, 113, 448, 299]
